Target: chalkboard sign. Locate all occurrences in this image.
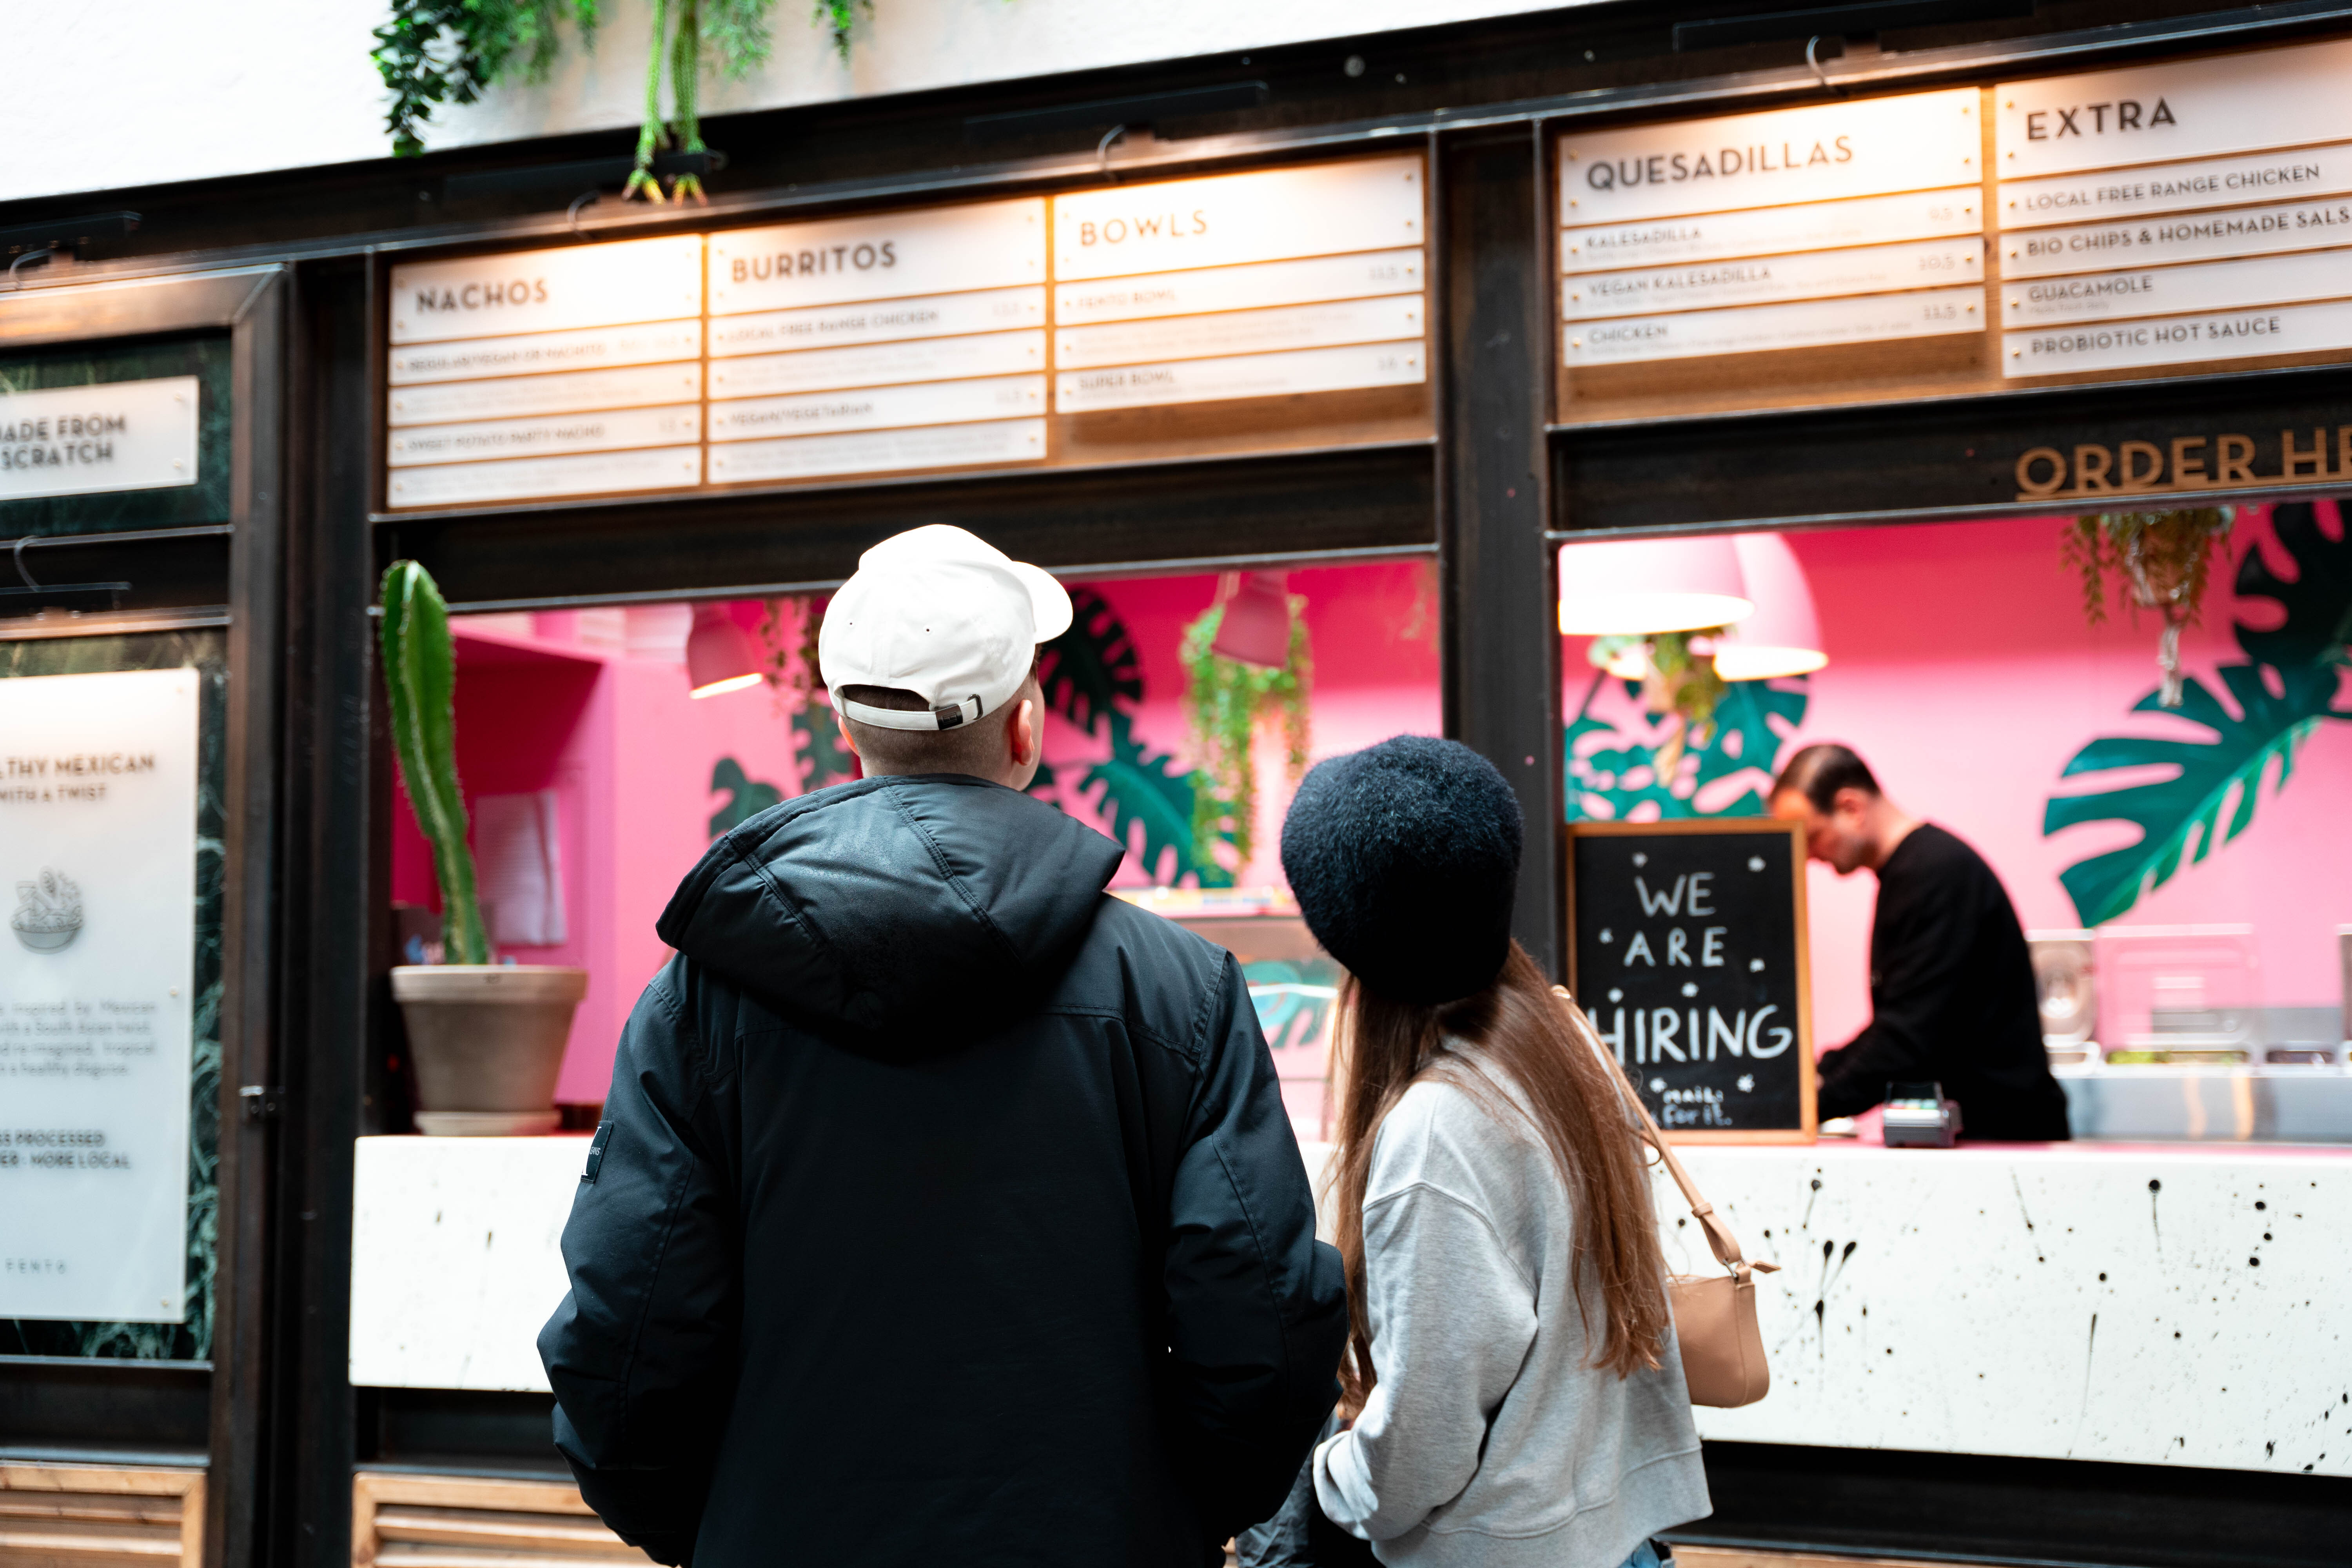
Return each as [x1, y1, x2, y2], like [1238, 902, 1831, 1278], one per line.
[1566, 819, 1815, 1143]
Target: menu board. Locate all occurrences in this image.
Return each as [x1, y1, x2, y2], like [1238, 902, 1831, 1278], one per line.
[1996, 36, 2352, 383]
[1559, 90, 1988, 416]
[386, 237, 706, 508]
[382, 156, 1432, 510]
[706, 200, 1048, 483]
[1566, 820, 1815, 1144]
[1052, 159, 1426, 412]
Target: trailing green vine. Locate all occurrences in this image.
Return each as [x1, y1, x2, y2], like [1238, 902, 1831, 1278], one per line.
[1179, 591, 1312, 869]
[2062, 506, 2236, 708]
[372, 0, 873, 198]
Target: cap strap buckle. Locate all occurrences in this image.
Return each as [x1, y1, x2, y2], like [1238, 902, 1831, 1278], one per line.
[835, 691, 985, 732]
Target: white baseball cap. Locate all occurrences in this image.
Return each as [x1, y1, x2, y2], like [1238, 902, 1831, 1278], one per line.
[821, 525, 1073, 732]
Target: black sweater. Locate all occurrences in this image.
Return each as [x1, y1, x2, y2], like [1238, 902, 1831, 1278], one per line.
[1815, 823, 2072, 1141]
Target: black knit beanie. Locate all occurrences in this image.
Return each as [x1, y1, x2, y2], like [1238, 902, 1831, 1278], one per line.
[1279, 735, 1524, 1005]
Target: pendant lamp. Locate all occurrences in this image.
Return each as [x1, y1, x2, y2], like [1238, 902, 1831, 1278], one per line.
[686, 604, 764, 698]
[1712, 534, 1827, 681]
[1209, 571, 1294, 669]
[1557, 535, 1753, 636]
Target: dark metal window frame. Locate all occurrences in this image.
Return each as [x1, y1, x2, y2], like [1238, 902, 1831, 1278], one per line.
[7, 8, 2352, 1566]
[0, 265, 288, 1568]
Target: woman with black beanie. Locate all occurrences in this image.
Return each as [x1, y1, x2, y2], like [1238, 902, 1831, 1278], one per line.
[1251, 735, 1710, 1568]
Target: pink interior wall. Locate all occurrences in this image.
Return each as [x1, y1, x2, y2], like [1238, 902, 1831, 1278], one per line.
[1562, 505, 2352, 1051]
[393, 619, 810, 1104]
[395, 564, 1440, 1109]
[1044, 562, 1443, 887]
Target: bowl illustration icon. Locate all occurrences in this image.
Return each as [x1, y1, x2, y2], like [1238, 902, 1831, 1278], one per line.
[12, 869, 83, 954]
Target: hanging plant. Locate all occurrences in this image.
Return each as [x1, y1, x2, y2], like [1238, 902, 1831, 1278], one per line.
[2062, 507, 2236, 708]
[1179, 585, 1312, 870]
[372, 0, 872, 199]
[1587, 627, 1729, 779]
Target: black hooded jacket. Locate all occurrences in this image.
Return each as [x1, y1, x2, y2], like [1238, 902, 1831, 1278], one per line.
[537, 775, 1348, 1566]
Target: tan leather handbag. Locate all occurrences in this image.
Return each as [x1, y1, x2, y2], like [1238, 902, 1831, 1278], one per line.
[1552, 987, 1778, 1408]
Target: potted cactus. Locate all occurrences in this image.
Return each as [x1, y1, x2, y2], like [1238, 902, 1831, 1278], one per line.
[382, 560, 586, 1135]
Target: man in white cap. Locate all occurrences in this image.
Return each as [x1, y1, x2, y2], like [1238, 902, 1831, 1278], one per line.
[540, 525, 1346, 1568]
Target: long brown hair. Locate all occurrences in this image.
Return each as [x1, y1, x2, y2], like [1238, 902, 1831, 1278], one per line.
[1330, 941, 1669, 1412]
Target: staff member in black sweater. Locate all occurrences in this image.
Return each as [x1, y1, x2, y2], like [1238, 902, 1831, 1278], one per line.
[1769, 744, 2071, 1141]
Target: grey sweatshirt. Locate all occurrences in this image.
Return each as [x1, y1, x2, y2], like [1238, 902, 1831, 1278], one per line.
[1312, 1069, 1710, 1566]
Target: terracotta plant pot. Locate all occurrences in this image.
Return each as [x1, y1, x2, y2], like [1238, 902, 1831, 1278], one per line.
[390, 965, 588, 1135]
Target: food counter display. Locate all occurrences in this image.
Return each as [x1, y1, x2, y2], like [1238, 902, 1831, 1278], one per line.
[348, 1131, 2352, 1480]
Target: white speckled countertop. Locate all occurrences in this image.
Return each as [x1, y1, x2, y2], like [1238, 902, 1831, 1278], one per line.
[348, 1134, 2349, 1478]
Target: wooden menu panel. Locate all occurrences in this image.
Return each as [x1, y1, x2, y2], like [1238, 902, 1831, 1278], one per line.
[381, 154, 1434, 511]
[1557, 89, 1995, 423]
[1993, 36, 2352, 410]
[386, 236, 705, 506]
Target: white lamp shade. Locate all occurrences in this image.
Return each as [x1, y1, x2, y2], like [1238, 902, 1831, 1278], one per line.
[1557, 535, 1753, 636]
[687, 605, 765, 697]
[1713, 534, 1827, 681]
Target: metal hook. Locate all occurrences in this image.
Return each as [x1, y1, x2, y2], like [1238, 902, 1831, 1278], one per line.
[1096, 123, 1127, 183]
[567, 190, 602, 236]
[8, 247, 54, 290]
[13, 536, 38, 593]
[1805, 36, 1845, 97]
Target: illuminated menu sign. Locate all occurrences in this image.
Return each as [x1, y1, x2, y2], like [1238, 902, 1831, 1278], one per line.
[387, 237, 705, 508]
[1051, 157, 1426, 411]
[1996, 36, 2352, 379]
[382, 155, 1431, 510]
[706, 199, 1047, 483]
[1559, 91, 1986, 367]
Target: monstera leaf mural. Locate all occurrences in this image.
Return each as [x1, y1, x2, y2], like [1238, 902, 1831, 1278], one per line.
[1033, 587, 1235, 887]
[2045, 498, 2352, 926]
[708, 757, 783, 838]
[1567, 674, 1809, 820]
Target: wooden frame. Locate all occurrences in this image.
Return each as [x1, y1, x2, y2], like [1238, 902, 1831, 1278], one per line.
[350, 1472, 648, 1568]
[1564, 817, 1815, 1145]
[367, 149, 1437, 522]
[0, 1460, 206, 1568]
[0, 264, 288, 1568]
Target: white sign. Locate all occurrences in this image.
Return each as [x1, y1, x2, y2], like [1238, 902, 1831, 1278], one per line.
[388, 320, 702, 385]
[1997, 37, 2352, 181]
[387, 405, 701, 467]
[387, 363, 704, 428]
[2001, 248, 2352, 325]
[708, 200, 1045, 313]
[1055, 296, 1422, 369]
[2004, 298, 2352, 377]
[1055, 341, 1424, 412]
[1564, 287, 1982, 365]
[1562, 188, 1980, 273]
[2002, 196, 2352, 277]
[386, 446, 704, 507]
[1557, 90, 1980, 225]
[0, 377, 200, 501]
[1564, 238, 1980, 320]
[706, 375, 1045, 439]
[1999, 142, 2352, 230]
[389, 236, 704, 344]
[1053, 156, 1423, 280]
[708, 419, 1046, 483]
[0, 668, 199, 1324]
[1056, 249, 1422, 325]
[707, 287, 1044, 356]
[706, 330, 1045, 398]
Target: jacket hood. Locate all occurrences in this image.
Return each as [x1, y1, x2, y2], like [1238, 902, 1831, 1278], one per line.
[656, 775, 1125, 1046]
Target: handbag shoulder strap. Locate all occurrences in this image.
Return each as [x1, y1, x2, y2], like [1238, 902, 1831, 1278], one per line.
[1549, 985, 1779, 1278]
